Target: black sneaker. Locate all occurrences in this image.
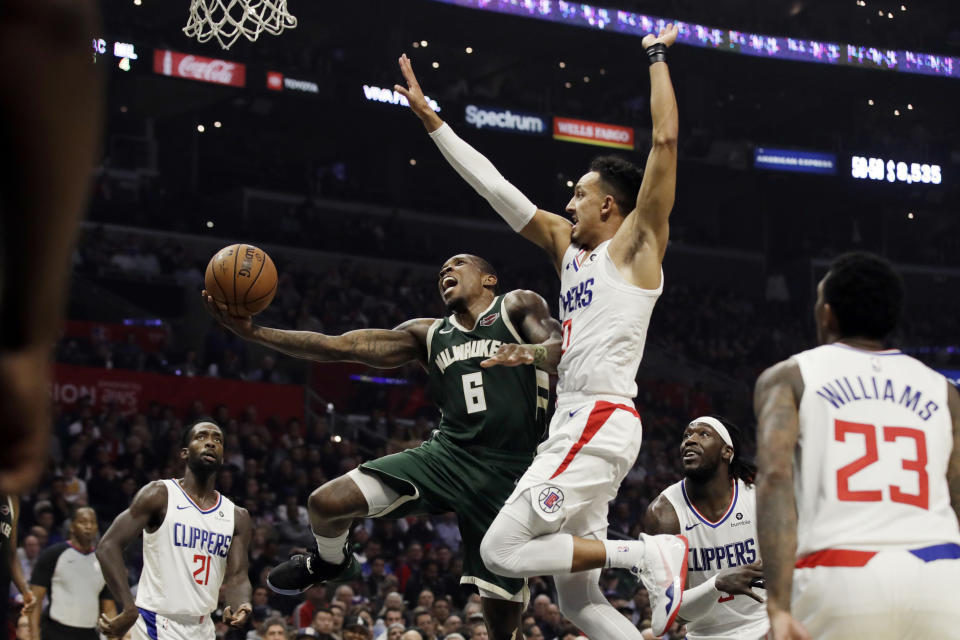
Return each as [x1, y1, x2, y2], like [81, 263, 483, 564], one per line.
[266, 550, 361, 595]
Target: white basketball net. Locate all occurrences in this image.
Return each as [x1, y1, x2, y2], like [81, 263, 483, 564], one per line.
[184, 0, 297, 50]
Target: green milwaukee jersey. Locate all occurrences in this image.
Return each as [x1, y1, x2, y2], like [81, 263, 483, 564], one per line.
[426, 295, 549, 458]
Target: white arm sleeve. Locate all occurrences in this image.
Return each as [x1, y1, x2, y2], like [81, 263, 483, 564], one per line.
[429, 122, 537, 232]
[677, 575, 720, 621]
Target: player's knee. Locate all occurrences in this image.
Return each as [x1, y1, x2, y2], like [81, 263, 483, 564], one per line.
[479, 525, 513, 576]
[308, 477, 368, 521]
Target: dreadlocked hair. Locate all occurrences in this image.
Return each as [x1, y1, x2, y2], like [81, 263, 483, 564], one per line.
[713, 415, 757, 485]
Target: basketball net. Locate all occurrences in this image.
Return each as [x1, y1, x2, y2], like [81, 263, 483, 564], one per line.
[183, 0, 297, 50]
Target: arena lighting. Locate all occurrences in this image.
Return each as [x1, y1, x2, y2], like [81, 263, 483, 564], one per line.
[197, 124, 205, 132]
[558, 61, 566, 68]
[868, 98, 874, 105]
[465, 46, 473, 53]
[206, 220, 214, 228]
[409, 158, 417, 165]
[907, 103, 913, 109]
[907, 212, 915, 219]
[432, 61, 440, 68]
[431, 0, 960, 79]
[421, 40, 429, 47]
[894, 109, 900, 115]
[214, 121, 222, 128]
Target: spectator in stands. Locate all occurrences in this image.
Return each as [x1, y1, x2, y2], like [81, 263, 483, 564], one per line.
[15, 534, 40, 587]
[312, 607, 336, 638]
[61, 463, 87, 505]
[383, 623, 404, 640]
[441, 614, 463, 637]
[468, 620, 490, 640]
[292, 585, 328, 629]
[400, 630, 423, 640]
[260, 616, 290, 640]
[248, 355, 289, 384]
[430, 597, 451, 629]
[276, 493, 315, 553]
[411, 608, 437, 640]
[343, 613, 372, 640]
[522, 622, 544, 640]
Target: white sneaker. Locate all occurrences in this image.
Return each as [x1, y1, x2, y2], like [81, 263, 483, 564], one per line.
[633, 533, 688, 636]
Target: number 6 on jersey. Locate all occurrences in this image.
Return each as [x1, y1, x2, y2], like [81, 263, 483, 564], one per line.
[462, 372, 487, 413]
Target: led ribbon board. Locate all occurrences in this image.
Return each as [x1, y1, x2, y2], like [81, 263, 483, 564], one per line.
[432, 0, 960, 79]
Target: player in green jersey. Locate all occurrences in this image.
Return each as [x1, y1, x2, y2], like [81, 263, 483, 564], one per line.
[202, 254, 560, 639]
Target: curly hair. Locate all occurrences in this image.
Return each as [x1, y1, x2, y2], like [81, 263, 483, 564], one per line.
[823, 251, 903, 341]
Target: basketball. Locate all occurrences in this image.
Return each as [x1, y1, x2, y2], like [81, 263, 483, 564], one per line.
[204, 244, 278, 316]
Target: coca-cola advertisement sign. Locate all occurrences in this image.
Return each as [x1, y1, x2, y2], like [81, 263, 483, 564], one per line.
[153, 49, 246, 88]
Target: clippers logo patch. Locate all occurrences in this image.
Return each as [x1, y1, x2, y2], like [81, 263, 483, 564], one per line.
[480, 312, 500, 327]
[538, 487, 565, 514]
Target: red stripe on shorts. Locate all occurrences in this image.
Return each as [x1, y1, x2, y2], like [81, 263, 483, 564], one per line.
[549, 401, 639, 480]
[795, 548, 877, 568]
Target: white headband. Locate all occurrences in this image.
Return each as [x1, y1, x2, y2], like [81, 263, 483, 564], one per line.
[690, 416, 734, 459]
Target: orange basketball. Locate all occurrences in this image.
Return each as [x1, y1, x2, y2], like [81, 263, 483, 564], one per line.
[204, 244, 278, 316]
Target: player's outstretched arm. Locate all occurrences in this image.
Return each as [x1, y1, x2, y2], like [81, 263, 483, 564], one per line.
[221, 506, 253, 628]
[946, 382, 960, 522]
[0, 0, 104, 495]
[395, 54, 573, 272]
[754, 360, 812, 640]
[481, 290, 562, 374]
[203, 292, 431, 367]
[96, 481, 167, 639]
[609, 24, 679, 289]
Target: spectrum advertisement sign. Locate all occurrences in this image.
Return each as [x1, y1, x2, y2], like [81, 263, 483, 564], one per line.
[754, 147, 837, 175]
[464, 104, 547, 135]
[153, 49, 246, 87]
[552, 116, 634, 150]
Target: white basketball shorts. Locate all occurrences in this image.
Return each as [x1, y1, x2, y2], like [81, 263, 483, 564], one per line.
[504, 394, 643, 536]
[132, 608, 215, 640]
[792, 543, 960, 639]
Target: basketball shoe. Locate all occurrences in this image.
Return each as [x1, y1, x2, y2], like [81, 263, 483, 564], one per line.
[632, 533, 688, 636]
[267, 546, 361, 595]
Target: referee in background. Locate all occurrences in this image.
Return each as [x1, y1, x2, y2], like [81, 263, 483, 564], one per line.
[29, 507, 115, 640]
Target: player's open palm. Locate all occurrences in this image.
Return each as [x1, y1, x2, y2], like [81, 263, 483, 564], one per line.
[641, 22, 679, 49]
[768, 609, 812, 640]
[201, 290, 254, 339]
[394, 54, 432, 116]
[481, 343, 535, 368]
[714, 560, 765, 602]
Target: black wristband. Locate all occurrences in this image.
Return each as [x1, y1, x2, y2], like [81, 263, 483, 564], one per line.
[645, 42, 668, 65]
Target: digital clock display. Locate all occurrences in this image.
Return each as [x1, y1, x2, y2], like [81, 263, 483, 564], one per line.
[851, 156, 942, 185]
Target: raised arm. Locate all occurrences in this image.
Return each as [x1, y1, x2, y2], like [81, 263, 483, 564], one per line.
[481, 290, 562, 374]
[221, 506, 253, 628]
[754, 360, 811, 640]
[203, 293, 432, 368]
[395, 54, 572, 271]
[96, 481, 167, 639]
[609, 24, 679, 289]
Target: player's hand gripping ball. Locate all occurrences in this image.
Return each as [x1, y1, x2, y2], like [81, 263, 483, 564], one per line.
[204, 244, 278, 316]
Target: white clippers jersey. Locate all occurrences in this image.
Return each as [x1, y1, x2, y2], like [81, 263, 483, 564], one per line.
[556, 240, 661, 399]
[662, 479, 769, 640]
[136, 479, 236, 617]
[793, 344, 960, 556]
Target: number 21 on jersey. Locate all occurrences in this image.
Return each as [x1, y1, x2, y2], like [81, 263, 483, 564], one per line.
[193, 554, 212, 585]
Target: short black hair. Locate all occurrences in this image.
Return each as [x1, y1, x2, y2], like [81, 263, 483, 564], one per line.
[715, 416, 757, 485]
[823, 252, 903, 340]
[181, 419, 219, 448]
[588, 155, 644, 215]
[468, 255, 499, 293]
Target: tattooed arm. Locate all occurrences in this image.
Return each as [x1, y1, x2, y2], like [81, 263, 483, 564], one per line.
[754, 358, 811, 640]
[947, 382, 960, 522]
[202, 292, 433, 367]
[482, 289, 562, 374]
